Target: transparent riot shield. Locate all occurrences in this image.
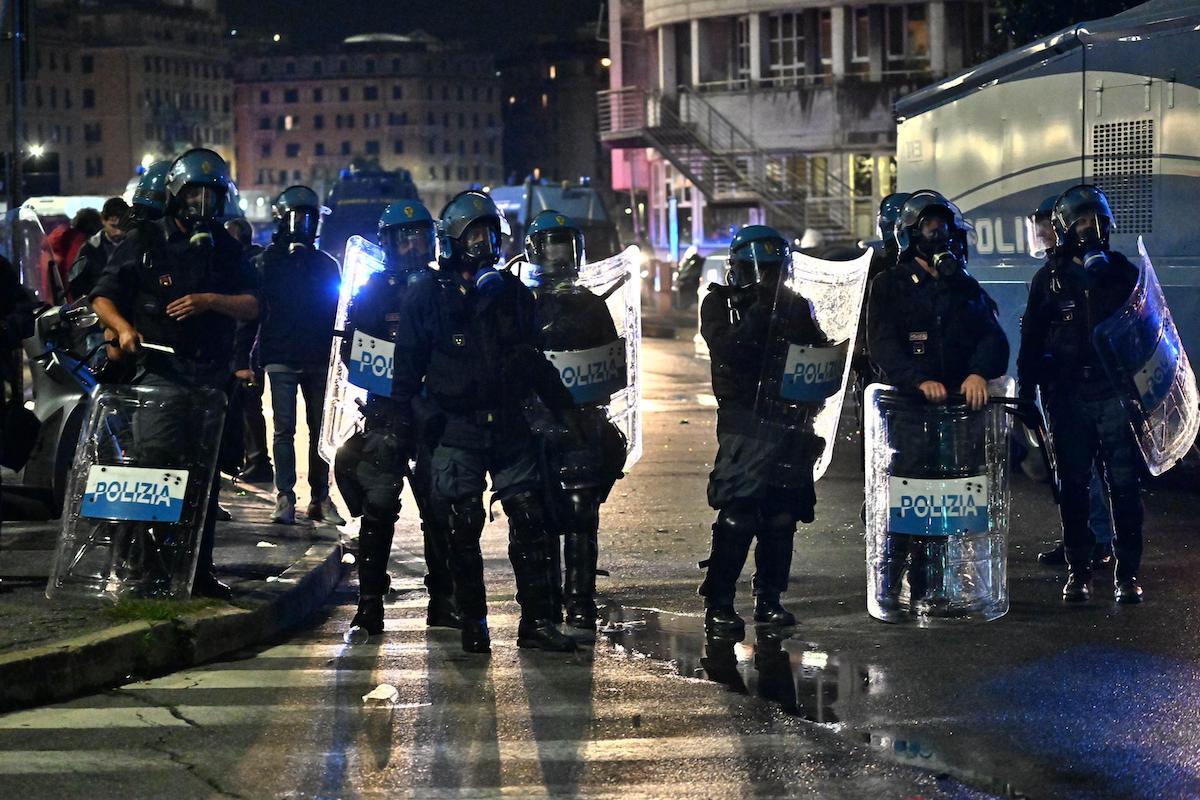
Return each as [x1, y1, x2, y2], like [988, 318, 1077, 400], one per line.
[46, 383, 227, 601]
[864, 378, 1014, 625]
[319, 235, 389, 464]
[1092, 237, 1199, 475]
[549, 245, 642, 471]
[759, 249, 872, 481]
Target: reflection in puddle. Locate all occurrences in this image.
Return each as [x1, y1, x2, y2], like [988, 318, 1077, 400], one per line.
[599, 602, 868, 727]
[597, 602, 1028, 799]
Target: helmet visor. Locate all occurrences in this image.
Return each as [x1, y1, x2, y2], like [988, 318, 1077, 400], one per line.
[381, 220, 436, 272]
[462, 219, 500, 263]
[1055, 186, 1115, 233]
[727, 238, 790, 288]
[1025, 215, 1056, 259]
[529, 229, 581, 276]
[283, 208, 320, 240]
[178, 184, 224, 222]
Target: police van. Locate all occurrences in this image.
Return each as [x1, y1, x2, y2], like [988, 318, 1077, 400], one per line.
[894, 0, 1200, 375]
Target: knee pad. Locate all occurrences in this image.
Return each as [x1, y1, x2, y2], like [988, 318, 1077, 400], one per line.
[502, 491, 545, 543]
[762, 510, 797, 540]
[715, 501, 760, 545]
[445, 498, 485, 545]
[566, 488, 601, 531]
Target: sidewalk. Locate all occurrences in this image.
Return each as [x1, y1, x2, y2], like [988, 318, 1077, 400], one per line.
[0, 478, 346, 712]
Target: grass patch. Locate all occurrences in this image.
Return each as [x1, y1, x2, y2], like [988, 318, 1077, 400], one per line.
[103, 598, 223, 624]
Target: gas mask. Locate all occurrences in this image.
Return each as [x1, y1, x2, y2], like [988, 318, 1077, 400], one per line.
[916, 226, 959, 276]
[1070, 216, 1110, 270]
[457, 221, 501, 286]
[176, 185, 223, 228]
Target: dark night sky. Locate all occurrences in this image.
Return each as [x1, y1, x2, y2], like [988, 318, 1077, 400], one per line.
[220, 0, 604, 54]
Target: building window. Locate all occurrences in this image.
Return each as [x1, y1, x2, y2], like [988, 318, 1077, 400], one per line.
[83, 122, 102, 143]
[443, 165, 451, 180]
[851, 7, 871, 63]
[286, 61, 295, 75]
[393, 139, 404, 154]
[819, 10, 832, 68]
[364, 85, 379, 101]
[887, 3, 929, 62]
[365, 140, 380, 155]
[339, 87, 349, 102]
[315, 142, 326, 156]
[260, 143, 272, 158]
[82, 88, 94, 109]
[82, 55, 94, 74]
[313, 60, 323, 75]
[366, 58, 375, 74]
[313, 88, 324, 102]
[427, 138, 436, 155]
[341, 141, 351, 155]
[286, 143, 301, 158]
[735, 15, 751, 80]
[767, 12, 806, 82]
[392, 85, 403, 100]
[258, 117, 271, 130]
[260, 89, 270, 104]
[314, 114, 325, 130]
[284, 88, 299, 103]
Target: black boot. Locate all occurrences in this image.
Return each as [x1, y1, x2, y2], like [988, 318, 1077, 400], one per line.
[698, 504, 756, 628]
[1114, 543, 1144, 604]
[1038, 541, 1067, 567]
[517, 617, 577, 651]
[705, 605, 745, 635]
[752, 514, 796, 626]
[876, 533, 910, 611]
[753, 595, 796, 626]
[426, 594, 462, 628]
[444, 499, 489, 652]
[192, 571, 233, 600]
[564, 529, 599, 631]
[504, 492, 577, 653]
[461, 617, 491, 654]
[349, 595, 385, 636]
[1063, 547, 1093, 602]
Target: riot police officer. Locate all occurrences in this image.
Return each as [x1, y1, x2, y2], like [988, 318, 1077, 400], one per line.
[853, 193, 912, 451]
[252, 186, 344, 526]
[698, 225, 827, 635]
[90, 148, 260, 599]
[125, 161, 172, 227]
[1017, 185, 1143, 603]
[523, 210, 628, 632]
[866, 190, 1009, 610]
[1022, 194, 1115, 572]
[340, 200, 460, 637]
[391, 190, 578, 654]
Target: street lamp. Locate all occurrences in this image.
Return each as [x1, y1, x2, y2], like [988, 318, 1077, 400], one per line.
[28, 143, 45, 158]
[600, 57, 612, 68]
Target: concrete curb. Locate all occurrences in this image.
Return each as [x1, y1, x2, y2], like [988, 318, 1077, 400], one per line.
[0, 538, 344, 713]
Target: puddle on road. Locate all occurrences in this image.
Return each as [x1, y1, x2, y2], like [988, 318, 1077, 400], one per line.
[597, 602, 1032, 799]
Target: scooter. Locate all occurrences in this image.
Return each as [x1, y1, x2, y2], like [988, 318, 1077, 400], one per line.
[20, 302, 108, 517]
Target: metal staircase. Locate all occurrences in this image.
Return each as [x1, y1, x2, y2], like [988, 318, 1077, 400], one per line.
[599, 86, 861, 241]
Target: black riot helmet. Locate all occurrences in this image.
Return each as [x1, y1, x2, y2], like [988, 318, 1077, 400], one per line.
[1052, 184, 1115, 255]
[271, 185, 327, 247]
[895, 190, 963, 275]
[524, 210, 585, 283]
[378, 200, 436, 275]
[437, 190, 505, 276]
[165, 148, 231, 226]
[726, 224, 791, 289]
[876, 192, 911, 260]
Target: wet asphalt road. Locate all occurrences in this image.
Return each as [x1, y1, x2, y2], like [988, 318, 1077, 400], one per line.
[2, 337, 1199, 799]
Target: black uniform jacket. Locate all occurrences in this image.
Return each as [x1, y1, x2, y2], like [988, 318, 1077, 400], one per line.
[701, 282, 826, 435]
[91, 219, 258, 374]
[1017, 249, 1138, 396]
[253, 242, 340, 370]
[391, 269, 574, 449]
[866, 259, 1009, 391]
